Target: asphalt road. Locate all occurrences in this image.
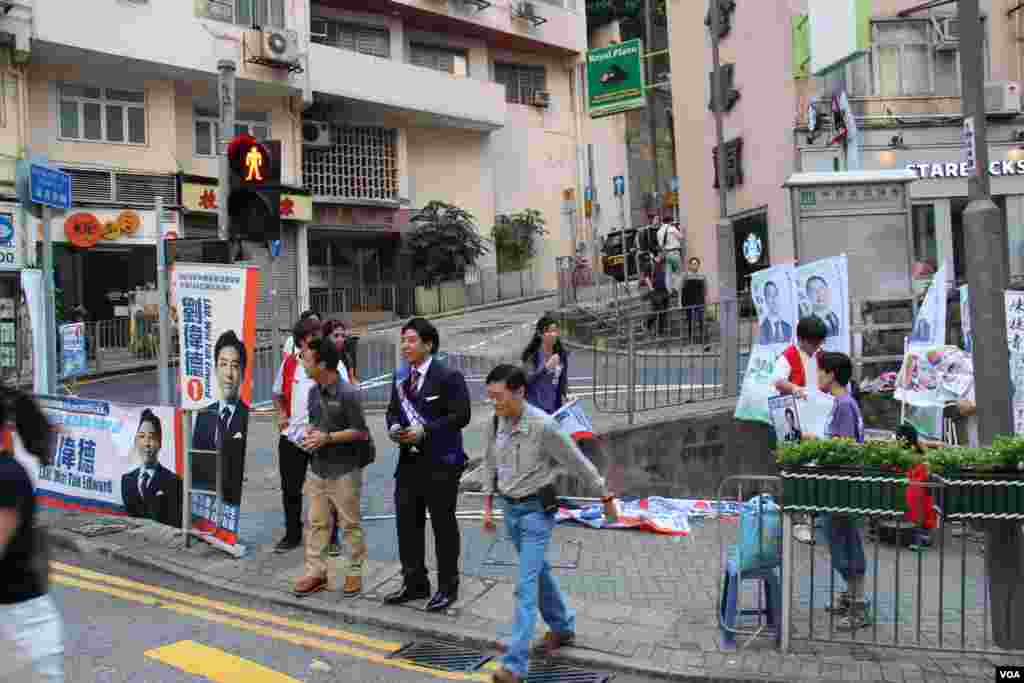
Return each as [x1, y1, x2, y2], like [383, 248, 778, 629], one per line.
[51, 550, 665, 683]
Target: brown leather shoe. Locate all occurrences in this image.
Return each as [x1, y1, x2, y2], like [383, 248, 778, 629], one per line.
[342, 575, 362, 597]
[531, 631, 576, 656]
[491, 667, 522, 683]
[293, 575, 327, 597]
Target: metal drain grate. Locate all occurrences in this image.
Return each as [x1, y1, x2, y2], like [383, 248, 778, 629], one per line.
[389, 641, 491, 673]
[525, 662, 612, 683]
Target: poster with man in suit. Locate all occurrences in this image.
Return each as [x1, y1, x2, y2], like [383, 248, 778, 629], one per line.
[794, 255, 849, 353]
[176, 263, 260, 546]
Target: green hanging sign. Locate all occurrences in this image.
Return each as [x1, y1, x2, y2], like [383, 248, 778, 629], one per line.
[586, 38, 646, 119]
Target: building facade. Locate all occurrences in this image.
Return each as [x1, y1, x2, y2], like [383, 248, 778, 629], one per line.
[668, 0, 1024, 300]
[0, 0, 627, 333]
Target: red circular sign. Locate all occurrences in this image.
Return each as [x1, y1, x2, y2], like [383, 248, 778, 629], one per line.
[186, 378, 204, 402]
[64, 213, 102, 248]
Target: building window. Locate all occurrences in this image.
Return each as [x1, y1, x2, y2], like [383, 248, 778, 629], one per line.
[59, 85, 146, 145]
[194, 108, 270, 157]
[199, 0, 284, 29]
[410, 43, 468, 77]
[303, 126, 398, 202]
[494, 62, 546, 105]
[311, 18, 390, 58]
[867, 17, 986, 98]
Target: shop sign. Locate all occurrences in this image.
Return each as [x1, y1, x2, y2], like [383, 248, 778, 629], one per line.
[906, 159, 1024, 178]
[586, 38, 646, 119]
[0, 213, 19, 270]
[182, 181, 311, 221]
[64, 210, 142, 249]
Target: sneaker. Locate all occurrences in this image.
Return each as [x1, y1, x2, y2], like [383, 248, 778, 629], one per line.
[530, 631, 576, 657]
[293, 575, 327, 597]
[836, 601, 872, 631]
[274, 536, 301, 554]
[826, 592, 852, 614]
[328, 543, 342, 557]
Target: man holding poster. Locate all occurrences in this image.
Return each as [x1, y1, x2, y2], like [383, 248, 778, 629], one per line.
[176, 263, 259, 546]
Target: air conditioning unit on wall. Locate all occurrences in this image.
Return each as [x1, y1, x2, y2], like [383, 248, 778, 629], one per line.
[244, 28, 301, 71]
[985, 81, 1022, 116]
[302, 121, 332, 148]
[531, 90, 551, 108]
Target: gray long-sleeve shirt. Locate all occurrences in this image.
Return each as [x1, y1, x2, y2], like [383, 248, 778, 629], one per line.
[483, 402, 607, 500]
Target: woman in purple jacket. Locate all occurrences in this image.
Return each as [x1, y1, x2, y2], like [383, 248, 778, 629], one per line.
[520, 315, 569, 415]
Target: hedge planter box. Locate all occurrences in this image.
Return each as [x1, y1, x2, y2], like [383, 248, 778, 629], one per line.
[935, 469, 1024, 520]
[781, 466, 912, 515]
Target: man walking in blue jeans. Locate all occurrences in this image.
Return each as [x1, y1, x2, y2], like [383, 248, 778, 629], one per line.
[481, 365, 617, 683]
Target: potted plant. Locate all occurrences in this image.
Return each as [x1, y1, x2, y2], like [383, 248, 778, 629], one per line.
[924, 437, 1024, 519]
[777, 438, 925, 514]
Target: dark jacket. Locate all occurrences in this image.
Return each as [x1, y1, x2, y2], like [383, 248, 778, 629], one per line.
[386, 357, 471, 470]
[192, 400, 249, 506]
[121, 463, 183, 528]
[759, 318, 793, 346]
[525, 349, 569, 414]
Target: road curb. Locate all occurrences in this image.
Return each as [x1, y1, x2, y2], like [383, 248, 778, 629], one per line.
[44, 525, 800, 683]
[362, 292, 557, 333]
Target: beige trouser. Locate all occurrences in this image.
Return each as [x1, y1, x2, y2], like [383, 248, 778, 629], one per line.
[304, 469, 366, 578]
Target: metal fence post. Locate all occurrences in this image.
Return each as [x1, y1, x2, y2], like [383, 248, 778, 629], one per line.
[627, 319, 636, 425]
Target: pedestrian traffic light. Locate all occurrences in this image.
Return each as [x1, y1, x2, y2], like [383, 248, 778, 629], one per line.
[227, 133, 281, 245]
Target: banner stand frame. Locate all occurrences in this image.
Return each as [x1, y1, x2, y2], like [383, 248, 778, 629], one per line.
[180, 408, 246, 558]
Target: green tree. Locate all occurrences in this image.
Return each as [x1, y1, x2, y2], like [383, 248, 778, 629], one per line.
[492, 209, 547, 272]
[403, 201, 489, 285]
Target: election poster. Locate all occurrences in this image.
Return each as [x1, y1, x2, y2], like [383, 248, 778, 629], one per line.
[959, 285, 972, 353]
[769, 394, 802, 444]
[735, 265, 796, 425]
[174, 263, 259, 545]
[793, 254, 850, 354]
[15, 396, 183, 528]
[959, 287, 1024, 435]
[59, 322, 88, 379]
[895, 264, 950, 412]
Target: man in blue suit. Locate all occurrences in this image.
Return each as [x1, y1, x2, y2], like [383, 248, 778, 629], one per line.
[385, 318, 471, 612]
[759, 280, 793, 345]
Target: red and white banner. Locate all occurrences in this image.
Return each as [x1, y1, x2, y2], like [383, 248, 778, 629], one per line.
[174, 263, 259, 545]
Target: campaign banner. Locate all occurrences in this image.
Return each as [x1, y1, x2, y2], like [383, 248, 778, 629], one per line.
[59, 322, 87, 379]
[15, 396, 183, 528]
[793, 254, 850, 354]
[959, 285, 973, 353]
[555, 497, 745, 536]
[959, 287, 1024, 435]
[174, 263, 259, 545]
[20, 269, 48, 394]
[896, 265, 950, 410]
[735, 265, 797, 425]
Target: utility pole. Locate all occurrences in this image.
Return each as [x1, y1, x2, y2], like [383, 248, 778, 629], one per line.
[958, 0, 1022, 650]
[710, 0, 738, 396]
[41, 205, 56, 394]
[218, 59, 236, 257]
[643, 0, 660, 220]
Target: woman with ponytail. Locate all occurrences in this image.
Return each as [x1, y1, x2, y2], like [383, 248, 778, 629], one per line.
[520, 316, 569, 415]
[0, 388, 64, 681]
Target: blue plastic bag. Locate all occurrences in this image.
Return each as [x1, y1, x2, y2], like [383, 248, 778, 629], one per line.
[736, 494, 782, 572]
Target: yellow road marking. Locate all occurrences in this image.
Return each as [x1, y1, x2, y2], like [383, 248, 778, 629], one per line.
[52, 572, 490, 682]
[145, 641, 301, 682]
[50, 561, 400, 652]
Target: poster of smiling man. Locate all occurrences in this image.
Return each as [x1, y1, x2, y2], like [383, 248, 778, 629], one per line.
[175, 263, 260, 546]
[794, 255, 849, 354]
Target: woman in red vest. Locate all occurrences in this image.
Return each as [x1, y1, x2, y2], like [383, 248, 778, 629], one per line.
[773, 317, 828, 398]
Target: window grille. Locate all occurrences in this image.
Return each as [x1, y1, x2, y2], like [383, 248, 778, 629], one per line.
[494, 62, 547, 105]
[303, 126, 398, 202]
[310, 18, 390, 58]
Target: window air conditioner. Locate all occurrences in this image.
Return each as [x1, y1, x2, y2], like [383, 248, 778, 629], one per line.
[245, 28, 300, 70]
[984, 81, 1022, 116]
[302, 121, 332, 148]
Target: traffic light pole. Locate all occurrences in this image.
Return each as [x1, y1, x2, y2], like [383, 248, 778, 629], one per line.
[218, 59, 236, 255]
[958, 0, 1023, 650]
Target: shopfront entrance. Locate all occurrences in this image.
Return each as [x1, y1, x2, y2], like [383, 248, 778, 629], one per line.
[308, 229, 401, 321]
[732, 210, 770, 296]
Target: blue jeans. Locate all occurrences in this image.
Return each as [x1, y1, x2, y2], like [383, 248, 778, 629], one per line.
[818, 514, 866, 582]
[500, 498, 575, 679]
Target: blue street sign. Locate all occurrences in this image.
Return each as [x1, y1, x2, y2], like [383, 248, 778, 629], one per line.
[670, 176, 679, 192]
[613, 175, 625, 197]
[30, 163, 71, 210]
[269, 240, 282, 258]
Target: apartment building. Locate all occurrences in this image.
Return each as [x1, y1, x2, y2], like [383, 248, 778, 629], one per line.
[669, 0, 1024, 300]
[0, 0, 627, 330]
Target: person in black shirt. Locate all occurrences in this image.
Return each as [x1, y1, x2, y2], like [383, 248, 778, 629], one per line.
[0, 388, 64, 681]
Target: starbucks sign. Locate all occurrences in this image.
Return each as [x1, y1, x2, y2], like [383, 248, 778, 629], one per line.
[742, 233, 763, 264]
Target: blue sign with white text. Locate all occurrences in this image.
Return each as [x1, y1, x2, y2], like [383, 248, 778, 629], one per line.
[613, 175, 625, 196]
[30, 164, 71, 210]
